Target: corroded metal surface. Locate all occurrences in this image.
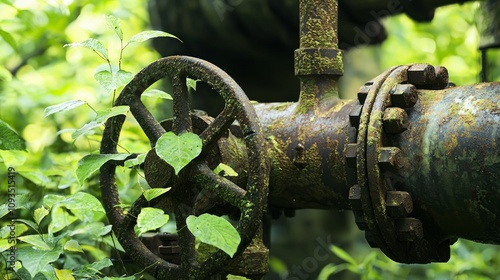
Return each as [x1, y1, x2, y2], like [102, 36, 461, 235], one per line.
[100, 56, 270, 279]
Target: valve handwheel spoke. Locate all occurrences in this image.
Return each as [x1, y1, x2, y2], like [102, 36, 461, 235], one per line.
[100, 56, 270, 279]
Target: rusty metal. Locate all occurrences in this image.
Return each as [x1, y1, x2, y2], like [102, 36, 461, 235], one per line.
[99, 0, 500, 277]
[100, 56, 270, 279]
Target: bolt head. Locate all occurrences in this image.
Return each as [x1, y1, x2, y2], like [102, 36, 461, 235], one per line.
[396, 218, 423, 242]
[386, 191, 413, 218]
[390, 84, 418, 108]
[349, 105, 363, 128]
[383, 107, 409, 134]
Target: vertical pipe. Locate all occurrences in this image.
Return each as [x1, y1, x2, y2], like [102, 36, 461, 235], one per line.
[294, 0, 344, 113]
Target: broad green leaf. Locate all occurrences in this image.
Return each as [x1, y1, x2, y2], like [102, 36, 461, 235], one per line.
[43, 194, 65, 208]
[0, 238, 10, 252]
[227, 275, 251, 280]
[0, 29, 17, 51]
[55, 268, 75, 280]
[95, 106, 130, 123]
[214, 163, 238, 177]
[128, 30, 181, 44]
[0, 204, 7, 219]
[18, 234, 52, 250]
[71, 121, 101, 140]
[0, 223, 28, 238]
[63, 240, 83, 253]
[142, 89, 173, 100]
[155, 132, 202, 175]
[13, 194, 33, 210]
[15, 219, 39, 233]
[0, 149, 27, 166]
[44, 100, 87, 117]
[69, 222, 111, 237]
[124, 153, 146, 168]
[104, 15, 123, 40]
[186, 78, 199, 91]
[64, 38, 108, 60]
[61, 192, 105, 223]
[88, 258, 113, 271]
[76, 153, 131, 185]
[186, 213, 241, 258]
[33, 206, 49, 225]
[143, 187, 171, 201]
[16, 246, 62, 278]
[330, 245, 357, 266]
[48, 206, 77, 235]
[0, 120, 25, 150]
[136, 207, 169, 236]
[103, 277, 135, 280]
[94, 70, 133, 93]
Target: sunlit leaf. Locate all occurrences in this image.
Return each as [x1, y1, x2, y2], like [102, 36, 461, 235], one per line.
[155, 132, 202, 175]
[76, 153, 131, 185]
[0, 29, 17, 51]
[44, 100, 87, 117]
[143, 187, 171, 201]
[124, 153, 146, 168]
[64, 38, 108, 60]
[48, 206, 77, 235]
[64, 240, 84, 253]
[55, 268, 75, 280]
[330, 245, 357, 266]
[128, 30, 181, 44]
[214, 163, 238, 177]
[33, 206, 49, 225]
[104, 15, 123, 40]
[0, 120, 25, 150]
[142, 89, 173, 100]
[18, 234, 52, 250]
[95, 106, 130, 123]
[136, 207, 169, 236]
[186, 213, 241, 257]
[61, 192, 106, 223]
[15, 219, 39, 233]
[0, 150, 28, 166]
[94, 70, 133, 93]
[71, 121, 101, 140]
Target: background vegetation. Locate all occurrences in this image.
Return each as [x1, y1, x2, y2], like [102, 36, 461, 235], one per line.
[0, 0, 499, 279]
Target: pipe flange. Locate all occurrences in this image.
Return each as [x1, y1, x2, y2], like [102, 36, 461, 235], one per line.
[346, 63, 452, 263]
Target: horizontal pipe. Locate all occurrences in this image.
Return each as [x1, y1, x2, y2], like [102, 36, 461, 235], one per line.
[251, 82, 500, 245]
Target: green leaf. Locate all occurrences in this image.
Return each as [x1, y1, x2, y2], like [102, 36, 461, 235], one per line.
[0, 150, 27, 166]
[104, 15, 123, 40]
[0, 119, 26, 150]
[186, 78, 199, 91]
[155, 132, 202, 175]
[186, 213, 241, 258]
[94, 70, 133, 93]
[330, 245, 357, 266]
[76, 153, 131, 185]
[18, 234, 52, 250]
[143, 187, 171, 201]
[142, 89, 173, 100]
[136, 207, 169, 236]
[227, 275, 251, 280]
[0, 29, 17, 51]
[44, 100, 87, 117]
[17, 246, 62, 278]
[124, 153, 146, 168]
[128, 30, 181, 44]
[69, 223, 112, 238]
[54, 268, 75, 280]
[71, 121, 101, 140]
[214, 163, 238, 177]
[61, 192, 105, 223]
[15, 219, 39, 233]
[33, 206, 49, 225]
[63, 240, 83, 253]
[48, 206, 77, 235]
[64, 38, 109, 60]
[95, 106, 130, 123]
[0, 204, 7, 219]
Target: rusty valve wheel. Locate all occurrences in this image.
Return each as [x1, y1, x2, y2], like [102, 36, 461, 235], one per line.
[100, 56, 270, 279]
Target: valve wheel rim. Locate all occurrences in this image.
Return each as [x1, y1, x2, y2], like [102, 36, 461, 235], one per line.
[100, 56, 270, 279]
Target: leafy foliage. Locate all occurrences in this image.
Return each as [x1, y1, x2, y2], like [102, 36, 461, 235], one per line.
[155, 132, 203, 175]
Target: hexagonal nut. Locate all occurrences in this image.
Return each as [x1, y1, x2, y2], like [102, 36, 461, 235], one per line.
[357, 85, 371, 104]
[390, 84, 418, 108]
[386, 191, 413, 218]
[396, 218, 423, 242]
[378, 147, 405, 172]
[433, 66, 449, 89]
[349, 105, 363, 128]
[383, 107, 409, 134]
[349, 185, 362, 210]
[345, 143, 357, 168]
[408, 64, 436, 86]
